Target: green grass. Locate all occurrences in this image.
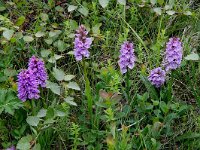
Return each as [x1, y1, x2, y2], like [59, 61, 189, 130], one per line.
[0, 0, 200, 149]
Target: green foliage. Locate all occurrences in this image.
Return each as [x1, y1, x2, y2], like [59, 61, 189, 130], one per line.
[0, 0, 200, 149]
[0, 89, 23, 115]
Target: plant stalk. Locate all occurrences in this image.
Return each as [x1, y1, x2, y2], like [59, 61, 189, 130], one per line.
[82, 61, 93, 122]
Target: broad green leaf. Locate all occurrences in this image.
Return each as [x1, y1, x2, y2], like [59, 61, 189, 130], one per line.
[3, 29, 14, 40]
[17, 135, 32, 150]
[53, 40, 67, 52]
[23, 36, 34, 42]
[32, 143, 41, 150]
[166, 10, 175, 15]
[117, 0, 126, 5]
[0, 6, 6, 11]
[69, 19, 78, 30]
[153, 7, 162, 15]
[49, 30, 62, 37]
[26, 116, 40, 126]
[157, 0, 164, 5]
[185, 53, 199, 61]
[55, 6, 64, 12]
[40, 13, 49, 21]
[78, 7, 89, 17]
[64, 96, 77, 106]
[67, 82, 80, 91]
[46, 81, 61, 95]
[99, 0, 110, 8]
[44, 38, 53, 45]
[15, 32, 23, 39]
[53, 68, 65, 81]
[64, 75, 75, 81]
[35, 31, 45, 37]
[41, 49, 51, 58]
[37, 108, 47, 118]
[68, 5, 78, 12]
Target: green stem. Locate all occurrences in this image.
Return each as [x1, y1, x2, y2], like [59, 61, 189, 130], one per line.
[126, 70, 131, 102]
[31, 100, 36, 116]
[83, 61, 93, 122]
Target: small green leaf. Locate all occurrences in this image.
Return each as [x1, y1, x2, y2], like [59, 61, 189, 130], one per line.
[78, 7, 89, 17]
[53, 68, 65, 81]
[68, 5, 78, 12]
[64, 96, 77, 106]
[17, 135, 32, 150]
[44, 119, 55, 124]
[49, 30, 62, 37]
[3, 29, 14, 40]
[44, 38, 53, 45]
[67, 82, 80, 91]
[32, 143, 41, 150]
[117, 0, 126, 5]
[26, 116, 40, 126]
[48, 54, 63, 63]
[37, 108, 47, 118]
[69, 19, 78, 30]
[4, 68, 17, 77]
[92, 23, 102, 35]
[35, 31, 45, 37]
[64, 75, 75, 81]
[54, 54, 63, 60]
[15, 16, 25, 26]
[55, 6, 64, 12]
[166, 10, 175, 15]
[99, 0, 110, 8]
[67, 51, 74, 55]
[153, 7, 162, 15]
[184, 11, 192, 16]
[160, 101, 169, 114]
[23, 36, 34, 42]
[0, 6, 6, 11]
[185, 53, 199, 61]
[53, 40, 67, 52]
[46, 81, 61, 95]
[56, 110, 66, 116]
[41, 49, 51, 58]
[40, 13, 49, 21]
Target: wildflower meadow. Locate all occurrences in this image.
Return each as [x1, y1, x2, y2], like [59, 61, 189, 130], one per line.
[0, 0, 200, 149]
